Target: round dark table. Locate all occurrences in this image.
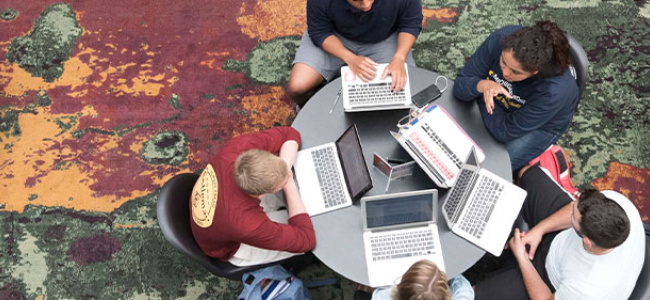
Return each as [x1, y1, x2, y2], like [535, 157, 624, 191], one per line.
[292, 67, 511, 285]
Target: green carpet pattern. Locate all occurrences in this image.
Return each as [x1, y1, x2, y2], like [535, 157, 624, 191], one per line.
[0, 0, 648, 299]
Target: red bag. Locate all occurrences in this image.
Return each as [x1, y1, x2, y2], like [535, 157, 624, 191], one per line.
[527, 145, 581, 199]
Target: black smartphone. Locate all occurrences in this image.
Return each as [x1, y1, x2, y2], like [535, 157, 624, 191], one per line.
[411, 83, 442, 108]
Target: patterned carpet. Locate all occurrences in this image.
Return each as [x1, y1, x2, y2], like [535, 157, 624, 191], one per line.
[0, 0, 648, 299]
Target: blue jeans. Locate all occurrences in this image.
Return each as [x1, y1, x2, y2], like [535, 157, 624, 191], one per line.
[506, 129, 560, 170]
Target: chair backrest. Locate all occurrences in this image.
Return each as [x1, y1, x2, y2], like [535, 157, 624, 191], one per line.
[156, 173, 311, 280]
[567, 34, 588, 107]
[156, 173, 245, 279]
[629, 222, 650, 300]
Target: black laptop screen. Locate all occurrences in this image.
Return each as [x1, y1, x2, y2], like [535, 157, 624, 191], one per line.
[366, 193, 434, 229]
[336, 125, 372, 200]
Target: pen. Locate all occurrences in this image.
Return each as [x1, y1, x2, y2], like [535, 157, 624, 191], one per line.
[329, 88, 342, 115]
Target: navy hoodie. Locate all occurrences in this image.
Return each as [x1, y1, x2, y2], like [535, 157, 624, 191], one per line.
[453, 25, 579, 143]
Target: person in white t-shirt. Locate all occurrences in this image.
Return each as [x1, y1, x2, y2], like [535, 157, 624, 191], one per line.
[474, 166, 645, 300]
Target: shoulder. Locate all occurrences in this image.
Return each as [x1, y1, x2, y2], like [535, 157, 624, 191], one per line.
[371, 286, 393, 300]
[397, 0, 421, 7]
[531, 70, 579, 101]
[491, 25, 523, 40]
[218, 133, 256, 156]
[308, 0, 333, 11]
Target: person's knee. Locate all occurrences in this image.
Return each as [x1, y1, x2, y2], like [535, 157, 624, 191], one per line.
[287, 67, 323, 106]
[286, 80, 316, 107]
[286, 77, 314, 99]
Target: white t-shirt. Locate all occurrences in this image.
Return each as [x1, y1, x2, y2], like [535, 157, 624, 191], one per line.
[545, 190, 645, 300]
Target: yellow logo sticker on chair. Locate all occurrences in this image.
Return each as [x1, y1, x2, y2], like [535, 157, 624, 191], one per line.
[191, 164, 218, 228]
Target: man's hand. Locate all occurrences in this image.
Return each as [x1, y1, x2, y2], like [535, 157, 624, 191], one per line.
[382, 57, 407, 92]
[509, 228, 531, 262]
[346, 55, 378, 82]
[477, 80, 512, 114]
[520, 227, 544, 260]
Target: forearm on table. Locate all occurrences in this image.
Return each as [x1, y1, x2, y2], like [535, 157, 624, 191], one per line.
[279, 140, 299, 167]
[284, 179, 308, 218]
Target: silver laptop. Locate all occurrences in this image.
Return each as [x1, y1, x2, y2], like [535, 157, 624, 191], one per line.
[361, 189, 445, 287]
[442, 147, 527, 256]
[294, 124, 373, 216]
[341, 63, 412, 112]
[391, 104, 486, 188]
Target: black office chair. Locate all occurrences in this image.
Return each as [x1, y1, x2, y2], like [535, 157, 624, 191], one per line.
[156, 173, 313, 280]
[629, 222, 650, 300]
[567, 34, 588, 106]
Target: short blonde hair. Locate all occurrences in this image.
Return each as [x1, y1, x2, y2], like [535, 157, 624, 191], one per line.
[393, 260, 451, 300]
[234, 149, 288, 195]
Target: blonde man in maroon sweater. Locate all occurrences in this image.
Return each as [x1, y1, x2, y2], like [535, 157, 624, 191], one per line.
[189, 127, 316, 266]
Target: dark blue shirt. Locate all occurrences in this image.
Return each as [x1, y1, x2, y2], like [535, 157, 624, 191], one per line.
[307, 0, 423, 47]
[453, 25, 579, 143]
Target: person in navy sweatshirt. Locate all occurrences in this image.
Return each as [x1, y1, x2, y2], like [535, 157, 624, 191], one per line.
[453, 21, 579, 170]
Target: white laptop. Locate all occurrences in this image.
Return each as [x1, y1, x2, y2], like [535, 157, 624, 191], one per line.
[442, 147, 527, 256]
[294, 124, 373, 216]
[341, 63, 412, 112]
[361, 189, 445, 287]
[390, 104, 486, 188]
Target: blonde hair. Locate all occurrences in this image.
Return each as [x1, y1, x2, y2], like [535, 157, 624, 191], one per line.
[392, 260, 451, 300]
[234, 149, 288, 195]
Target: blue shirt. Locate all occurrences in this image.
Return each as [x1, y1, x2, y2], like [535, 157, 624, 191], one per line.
[372, 275, 475, 300]
[453, 25, 579, 143]
[307, 0, 423, 47]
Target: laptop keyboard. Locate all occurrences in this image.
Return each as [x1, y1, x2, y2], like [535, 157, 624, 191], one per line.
[421, 124, 462, 169]
[311, 148, 347, 208]
[458, 176, 504, 239]
[408, 131, 455, 181]
[444, 168, 475, 221]
[347, 82, 406, 106]
[370, 229, 436, 262]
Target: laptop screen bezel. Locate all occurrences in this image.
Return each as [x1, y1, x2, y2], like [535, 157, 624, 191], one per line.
[443, 146, 481, 225]
[335, 124, 373, 203]
[361, 189, 438, 232]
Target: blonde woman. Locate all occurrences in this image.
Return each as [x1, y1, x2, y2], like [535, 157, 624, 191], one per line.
[355, 260, 474, 300]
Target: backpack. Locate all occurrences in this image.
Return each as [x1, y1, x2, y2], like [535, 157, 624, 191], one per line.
[238, 265, 311, 300]
[527, 145, 581, 199]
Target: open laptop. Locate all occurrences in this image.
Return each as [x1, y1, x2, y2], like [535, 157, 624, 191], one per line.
[390, 104, 486, 188]
[341, 63, 412, 112]
[442, 147, 527, 256]
[361, 189, 445, 287]
[294, 124, 373, 216]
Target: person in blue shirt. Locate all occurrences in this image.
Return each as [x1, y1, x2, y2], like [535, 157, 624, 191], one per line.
[287, 0, 423, 107]
[453, 21, 579, 170]
[354, 260, 474, 300]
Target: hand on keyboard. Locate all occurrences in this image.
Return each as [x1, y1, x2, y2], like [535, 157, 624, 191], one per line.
[345, 55, 378, 82]
[383, 59, 407, 93]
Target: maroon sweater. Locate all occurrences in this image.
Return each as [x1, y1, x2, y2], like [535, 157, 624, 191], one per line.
[189, 127, 316, 261]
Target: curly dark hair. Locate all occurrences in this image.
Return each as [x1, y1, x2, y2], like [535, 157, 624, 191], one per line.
[577, 189, 630, 249]
[502, 20, 572, 78]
